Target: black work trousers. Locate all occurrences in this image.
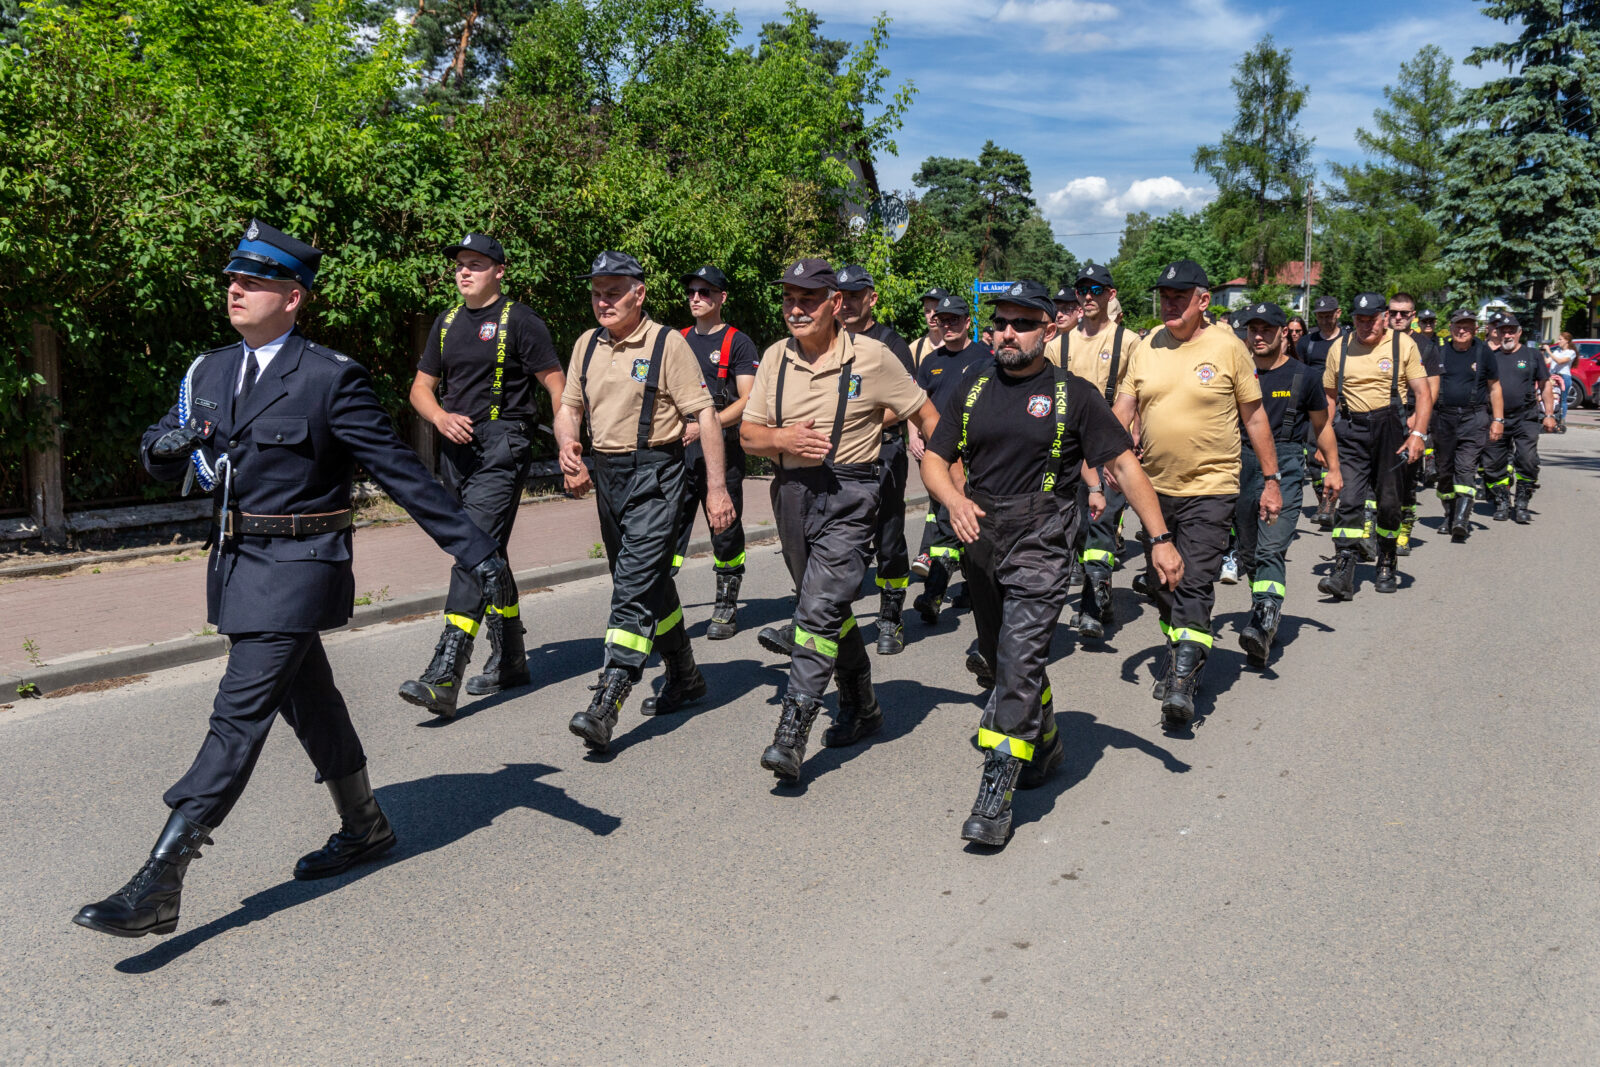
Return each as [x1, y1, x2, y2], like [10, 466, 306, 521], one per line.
[1432, 406, 1488, 501]
[874, 431, 910, 590]
[1331, 409, 1406, 548]
[1144, 493, 1235, 648]
[916, 502, 964, 599]
[772, 463, 879, 700]
[1481, 408, 1541, 490]
[1076, 475, 1126, 581]
[439, 422, 534, 627]
[672, 426, 746, 575]
[966, 491, 1076, 758]
[165, 631, 365, 828]
[595, 448, 690, 678]
[1235, 442, 1305, 605]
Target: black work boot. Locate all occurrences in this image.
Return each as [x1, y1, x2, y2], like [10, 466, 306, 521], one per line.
[761, 693, 823, 783]
[1239, 599, 1281, 667]
[876, 588, 906, 656]
[294, 765, 398, 880]
[1396, 507, 1417, 556]
[1450, 495, 1473, 542]
[1019, 694, 1064, 789]
[1492, 485, 1511, 521]
[1073, 576, 1114, 640]
[73, 810, 212, 937]
[823, 667, 883, 747]
[640, 646, 707, 716]
[1357, 506, 1377, 561]
[1513, 484, 1532, 525]
[1373, 539, 1399, 594]
[570, 667, 633, 752]
[1161, 640, 1207, 731]
[965, 646, 996, 690]
[466, 612, 530, 696]
[961, 749, 1026, 847]
[1151, 644, 1174, 701]
[757, 620, 796, 658]
[1317, 549, 1357, 601]
[706, 573, 741, 640]
[399, 623, 474, 717]
[914, 564, 949, 624]
[1313, 489, 1335, 529]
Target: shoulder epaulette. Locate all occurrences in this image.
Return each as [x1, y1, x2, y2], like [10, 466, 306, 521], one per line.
[305, 340, 355, 365]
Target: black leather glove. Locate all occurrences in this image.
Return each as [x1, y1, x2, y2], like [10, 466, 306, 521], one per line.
[149, 424, 205, 461]
[473, 555, 515, 610]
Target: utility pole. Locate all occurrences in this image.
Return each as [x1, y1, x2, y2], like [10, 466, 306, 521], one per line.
[1302, 181, 1314, 316]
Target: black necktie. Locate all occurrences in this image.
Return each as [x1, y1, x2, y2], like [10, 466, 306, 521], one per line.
[236, 349, 259, 418]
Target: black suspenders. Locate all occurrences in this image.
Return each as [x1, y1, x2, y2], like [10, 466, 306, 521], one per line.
[774, 345, 854, 465]
[577, 325, 672, 451]
[1335, 329, 1402, 419]
[959, 364, 1070, 492]
[1062, 325, 1125, 405]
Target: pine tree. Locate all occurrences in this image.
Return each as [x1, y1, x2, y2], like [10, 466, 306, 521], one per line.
[1333, 44, 1458, 214]
[1432, 0, 1600, 310]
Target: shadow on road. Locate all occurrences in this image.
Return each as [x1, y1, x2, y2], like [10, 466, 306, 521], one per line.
[595, 658, 770, 759]
[114, 762, 617, 973]
[774, 677, 971, 793]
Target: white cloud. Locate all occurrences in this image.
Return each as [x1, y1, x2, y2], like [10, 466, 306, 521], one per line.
[1039, 175, 1213, 262]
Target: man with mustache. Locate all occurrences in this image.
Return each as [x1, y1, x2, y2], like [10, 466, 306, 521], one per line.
[922, 280, 1180, 846]
[741, 259, 940, 786]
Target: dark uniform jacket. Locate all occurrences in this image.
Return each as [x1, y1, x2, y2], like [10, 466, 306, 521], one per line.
[142, 331, 497, 634]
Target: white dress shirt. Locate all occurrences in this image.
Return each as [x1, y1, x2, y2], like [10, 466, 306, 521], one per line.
[237, 329, 294, 393]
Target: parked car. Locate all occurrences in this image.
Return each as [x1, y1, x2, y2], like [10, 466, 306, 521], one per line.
[1568, 339, 1600, 408]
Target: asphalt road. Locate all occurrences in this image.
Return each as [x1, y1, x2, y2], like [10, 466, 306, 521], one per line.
[3, 432, 1597, 1064]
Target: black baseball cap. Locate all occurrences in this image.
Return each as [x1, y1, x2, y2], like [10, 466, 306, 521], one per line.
[227, 219, 323, 290]
[835, 264, 876, 292]
[1447, 308, 1479, 324]
[1418, 309, 1437, 323]
[1150, 259, 1210, 291]
[1240, 301, 1287, 327]
[776, 258, 838, 290]
[1491, 310, 1523, 329]
[934, 293, 971, 318]
[1053, 286, 1082, 306]
[1350, 292, 1387, 317]
[681, 264, 728, 290]
[920, 286, 948, 303]
[986, 280, 1056, 316]
[445, 233, 506, 264]
[1312, 294, 1340, 313]
[1075, 263, 1114, 289]
[579, 250, 646, 280]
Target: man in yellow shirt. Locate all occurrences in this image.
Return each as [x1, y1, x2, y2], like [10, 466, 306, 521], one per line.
[1112, 260, 1282, 731]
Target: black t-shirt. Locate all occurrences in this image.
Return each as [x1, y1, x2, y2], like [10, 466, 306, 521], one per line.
[1437, 339, 1498, 408]
[681, 324, 760, 409]
[1251, 356, 1327, 443]
[1494, 344, 1551, 411]
[1297, 327, 1348, 370]
[927, 362, 1133, 498]
[418, 296, 559, 423]
[860, 321, 916, 376]
[916, 340, 993, 415]
[1411, 331, 1444, 376]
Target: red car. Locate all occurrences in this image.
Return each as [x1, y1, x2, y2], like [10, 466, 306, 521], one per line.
[1569, 339, 1600, 408]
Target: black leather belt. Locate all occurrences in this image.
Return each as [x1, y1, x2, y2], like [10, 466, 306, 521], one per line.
[214, 508, 353, 537]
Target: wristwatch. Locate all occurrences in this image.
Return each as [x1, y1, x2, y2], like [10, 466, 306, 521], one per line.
[1149, 531, 1174, 545]
[1492, 417, 1505, 423]
[1265, 471, 1282, 482]
[1086, 484, 1104, 494]
[1408, 429, 1427, 440]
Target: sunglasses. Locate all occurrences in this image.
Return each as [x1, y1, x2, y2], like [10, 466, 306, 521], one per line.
[1074, 283, 1107, 296]
[1388, 309, 1414, 317]
[991, 315, 1048, 333]
[686, 287, 719, 298]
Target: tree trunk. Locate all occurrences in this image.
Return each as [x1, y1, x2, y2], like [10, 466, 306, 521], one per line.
[444, 2, 480, 86]
[24, 321, 66, 545]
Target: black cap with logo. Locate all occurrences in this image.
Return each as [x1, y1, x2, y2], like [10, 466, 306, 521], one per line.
[1312, 294, 1340, 313]
[934, 293, 971, 318]
[579, 250, 646, 280]
[1149, 259, 1210, 291]
[1241, 301, 1287, 327]
[444, 233, 506, 264]
[1053, 286, 1082, 306]
[1350, 292, 1387, 316]
[1075, 263, 1115, 288]
[1417, 309, 1437, 323]
[835, 264, 876, 292]
[987, 280, 1057, 316]
[1448, 308, 1479, 324]
[681, 264, 728, 290]
[921, 286, 949, 303]
[775, 258, 838, 290]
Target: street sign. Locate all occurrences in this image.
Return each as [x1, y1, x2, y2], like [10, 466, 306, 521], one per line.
[972, 280, 1017, 339]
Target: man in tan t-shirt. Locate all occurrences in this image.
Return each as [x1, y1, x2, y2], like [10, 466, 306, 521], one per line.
[1315, 290, 1433, 601]
[1112, 259, 1282, 731]
[553, 250, 734, 752]
[910, 286, 947, 366]
[742, 258, 939, 785]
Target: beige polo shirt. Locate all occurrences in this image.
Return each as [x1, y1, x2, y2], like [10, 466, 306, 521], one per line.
[1118, 324, 1262, 496]
[560, 317, 714, 453]
[1322, 329, 1428, 412]
[744, 330, 928, 469]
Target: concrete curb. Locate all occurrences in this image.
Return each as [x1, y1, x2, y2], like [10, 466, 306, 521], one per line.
[4, 492, 928, 698]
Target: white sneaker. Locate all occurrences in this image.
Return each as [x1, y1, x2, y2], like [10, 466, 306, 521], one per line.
[1219, 552, 1239, 585]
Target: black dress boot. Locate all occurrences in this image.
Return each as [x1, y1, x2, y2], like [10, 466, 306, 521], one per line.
[1373, 539, 1399, 594]
[398, 624, 474, 717]
[294, 765, 398, 880]
[876, 588, 906, 655]
[466, 612, 530, 696]
[1317, 549, 1357, 601]
[706, 573, 741, 640]
[961, 749, 1026, 846]
[73, 810, 212, 937]
[1161, 640, 1207, 730]
[757, 619, 797, 658]
[1513, 484, 1532, 525]
[1450, 495, 1473, 542]
[761, 693, 824, 782]
[640, 646, 707, 716]
[569, 667, 633, 752]
[824, 667, 883, 747]
[1492, 485, 1511, 521]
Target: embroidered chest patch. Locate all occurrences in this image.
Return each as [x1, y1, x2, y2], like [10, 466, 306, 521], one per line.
[1026, 395, 1052, 417]
[847, 374, 862, 399]
[631, 358, 651, 383]
[479, 321, 498, 342]
[1195, 363, 1217, 383]
[1378, 358, 1393, 373]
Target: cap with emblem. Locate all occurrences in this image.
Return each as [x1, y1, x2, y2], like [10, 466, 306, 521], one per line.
[1448, 308, 1479, 324]
[1312, 294, 1340, 313]
[934, 294, 971, 318]
[1418, 309, 1437, 323]
[227, 219, 323, 290]
[1053, 286, 1082, 306]
[680, 264, 728, 290]
[444, 233, 505, 264]
[775, 257, 839, 290]
[1075, 263, 1115, 288]
[1492, 310, 1522, 329]
[1149, 259, 1210, 291]
[986, 280, 1056, 316]
[1351, 292, 1387, 316]
[921, 286, 950, 303]
[578, 250, 646, 280]
[1241, 301, 1286, 327]
[835, 264, 876, 292]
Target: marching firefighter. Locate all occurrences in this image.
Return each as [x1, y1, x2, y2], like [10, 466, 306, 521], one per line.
[1482, 312, 1557, 524]
[553, 251, 734, 752]
[399, 233, 565, 715]
[741, 259, 939, 785]
[1316, 292, 1434, 600]
[1387, 292, 1440, 556]
[1432, 310, 1503, 541]
[923, 280, 1181, 846]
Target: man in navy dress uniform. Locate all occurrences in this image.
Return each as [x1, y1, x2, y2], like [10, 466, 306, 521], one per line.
[72, 220, 511, 938]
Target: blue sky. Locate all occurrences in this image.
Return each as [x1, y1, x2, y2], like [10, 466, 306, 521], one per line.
[708, 0, 1509, 263]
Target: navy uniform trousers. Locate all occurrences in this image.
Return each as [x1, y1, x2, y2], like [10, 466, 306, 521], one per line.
[1234, 441, 1305, 607]
[142, 332, 496, 828]
[1143, 494, 1236, 650]
[1331, 410, 1407, 549]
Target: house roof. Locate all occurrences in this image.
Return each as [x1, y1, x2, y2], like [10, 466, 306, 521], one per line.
[1220, 261, 1323, 289]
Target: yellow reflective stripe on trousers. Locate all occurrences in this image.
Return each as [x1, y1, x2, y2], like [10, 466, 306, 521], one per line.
[929, 546, 963, 559]
[655, 606, 684, 635]
[1453, 483, 1476, 496]
[605, 628, 653, 655]
[483, 602, 521, 619]
[875, 575, 910, 589]
[1331, 527, 1366, 539]
[1170, 627, 1212, 648]
[671, 554, 685, 568]
[1040, 685, 1052, 706]
[924, 512, 938, 523]
[977, 728, 1036, 762]
[1251, 580, 1285, 597]
[840, 616, 858, 638]
[1374, 525, 1398, 538]
[1158, 620, 1174, 638]
[444, 613, 480, 637]
[713, 552, 746, 570]
[794, 627, 838, 658]
[1081, 549, 1115, 565]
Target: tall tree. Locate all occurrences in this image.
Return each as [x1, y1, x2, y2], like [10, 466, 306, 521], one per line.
[758, 9, 847, 74]
[1432, 0, 1600, 312]
[1332, 44, 1458, 214]
[913, 141, 1075, 280]
[1192, 35, 1314, 285]
[404, 0, 546, 109]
